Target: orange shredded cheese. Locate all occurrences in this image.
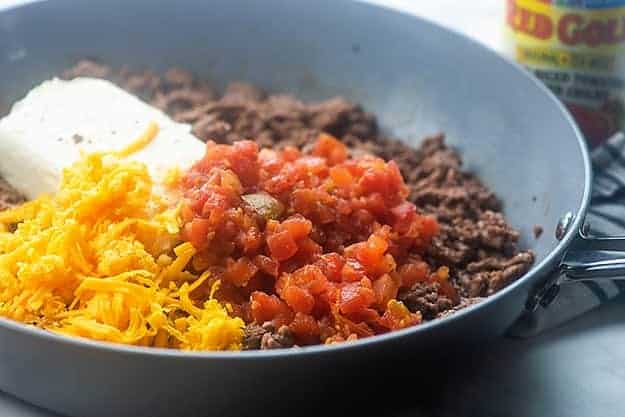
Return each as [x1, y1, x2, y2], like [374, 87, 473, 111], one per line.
[114, 121, 160, 158]
[0, 125, 243, 350]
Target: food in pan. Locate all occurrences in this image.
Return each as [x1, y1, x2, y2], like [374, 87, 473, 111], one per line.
[0, 61, 534, 350]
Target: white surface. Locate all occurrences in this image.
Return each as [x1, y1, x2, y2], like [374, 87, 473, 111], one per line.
[0, 78, 205, 199]
[366, 0, 504, 51]
[0, 0, 40, 10]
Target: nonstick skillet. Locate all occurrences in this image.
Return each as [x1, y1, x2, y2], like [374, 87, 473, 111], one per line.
[0, 1, 611, 416]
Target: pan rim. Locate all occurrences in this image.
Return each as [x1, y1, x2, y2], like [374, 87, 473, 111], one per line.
[0, 0, 592, 360]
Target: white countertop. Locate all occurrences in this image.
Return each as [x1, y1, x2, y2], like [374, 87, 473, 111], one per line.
[366, 0, 504, 51]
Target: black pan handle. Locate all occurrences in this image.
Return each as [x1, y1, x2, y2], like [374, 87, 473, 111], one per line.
[526, 229, 625, 312]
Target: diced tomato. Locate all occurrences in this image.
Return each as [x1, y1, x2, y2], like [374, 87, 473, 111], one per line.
[243, 274, 268, 293]
[187, 218, 212, 248]
[339, 282, 376, 315]
[315, 253, 345, 282]
[282, 286, 315, 314]
[277, 265, 329, 305]
[239, 226, 263, 254]
[224, 257, 258, 287]
[419, 215, 440, 241]
[180, 203, 195, 223]
[341, 259, 367, 282]
[294, 237, 322, 262]
[345, 307, 379, 323]
[378, 300, 421, 330]
[312, 133, 348, 166]
[250, 292, 293, 325]
[391, 201, 417, 223]
[200, 188, 231, 216]
[311, 291, 332, 318]
[192, 251, 219, 271]
[262, 165, 299, 195]
[229, 141, 260, 186]
[178, 134, 450, 347]
[432, 266, 459, 304]
[398, 262, 430, 288]
[297, 265, 328, 294]
[289, 313, 320, 345]
[359, 167, 390, 195]
[362, 192, 387, 216]
[280, 215, 312, 240]
[386, 161, 405, 191]
[265, 219, 280, 234]
[267, 231, 298, 261]
[215, 281, 250, 305]
[372, 274, 399, 309]
[253, 255, 279, 277]
[296, 157, 328, 178]
[329, 166, 354, 188]
[282, 146, 301, 162]
[290, 189, 336, 224]
[356, 233, 389, 268]
[332, 309, 374, 338]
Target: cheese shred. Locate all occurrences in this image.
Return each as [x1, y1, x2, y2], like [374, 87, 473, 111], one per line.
[114, 121, 160, 158]
[0, 124, 244, 350]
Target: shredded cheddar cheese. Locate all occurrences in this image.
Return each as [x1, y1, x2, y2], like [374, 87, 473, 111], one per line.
[114, 121, 160, 158]
[0, 125, 243, 350]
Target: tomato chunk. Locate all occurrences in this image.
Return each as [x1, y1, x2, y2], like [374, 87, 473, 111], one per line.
[267, 231, 298, 261]
[312, 133, 348, 166]
[289, 313, 320, 345]
[372, 274, 399, 308]
[280, 215, 312, 240]
[225, 257, 258, 287]
[187, 218, 212, 249]
[339, 283, 376, 315]
[250, 292, 293, 325]
[283, 286, 315, 314]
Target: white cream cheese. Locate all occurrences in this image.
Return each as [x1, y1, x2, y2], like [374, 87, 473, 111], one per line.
[0, 77, 205, 199]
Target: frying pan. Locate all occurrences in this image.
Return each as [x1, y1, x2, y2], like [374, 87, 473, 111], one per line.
[0, 0, 610, 416]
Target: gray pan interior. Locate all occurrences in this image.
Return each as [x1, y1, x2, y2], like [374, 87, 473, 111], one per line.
[0, 1, 590, 417]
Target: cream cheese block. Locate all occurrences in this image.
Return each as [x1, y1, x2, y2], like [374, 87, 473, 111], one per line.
[0, 77, 205, 199]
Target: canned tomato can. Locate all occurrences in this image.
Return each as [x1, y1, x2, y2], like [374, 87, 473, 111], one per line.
[505, 0, 625, 147]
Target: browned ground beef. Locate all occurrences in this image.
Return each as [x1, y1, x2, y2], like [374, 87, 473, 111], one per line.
[243, 322, 295, 350]
[61, 60, 535, 349]
[0, 178, 24, 211]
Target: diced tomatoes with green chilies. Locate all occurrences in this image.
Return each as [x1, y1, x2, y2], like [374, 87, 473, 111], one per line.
[178, 134, 450, 346]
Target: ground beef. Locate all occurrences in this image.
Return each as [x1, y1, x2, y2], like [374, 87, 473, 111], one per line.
[61, 59, 535, 319]
[398, 282, 454, 320]
[243, 322, 295, 350]
[0, 178, 25, 211]
[460, 251, 535, 297]
[436, 297, 486, 319]
[62, 61, 377, 149]
[533, 225, 543, 239]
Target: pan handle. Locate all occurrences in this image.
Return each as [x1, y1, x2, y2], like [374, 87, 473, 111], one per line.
[560, 231, 625, 280]
[526, 228, 625, 312]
